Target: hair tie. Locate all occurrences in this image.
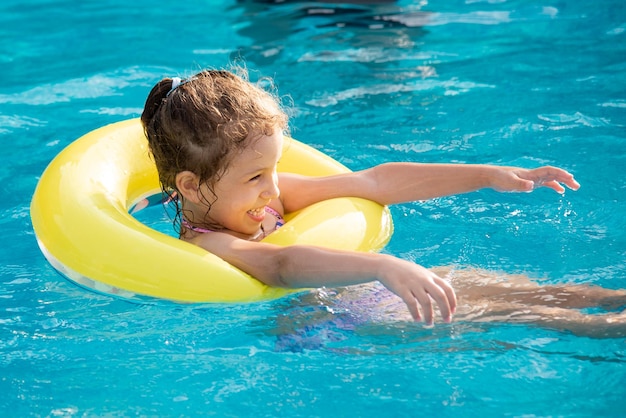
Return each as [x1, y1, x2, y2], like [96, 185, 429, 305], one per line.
[167, 77, 182, 97]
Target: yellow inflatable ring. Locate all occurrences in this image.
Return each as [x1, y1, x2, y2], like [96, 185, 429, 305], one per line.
[30, 119, 393, 302]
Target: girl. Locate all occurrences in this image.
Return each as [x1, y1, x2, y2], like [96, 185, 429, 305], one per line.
[141, 69, 624, 333]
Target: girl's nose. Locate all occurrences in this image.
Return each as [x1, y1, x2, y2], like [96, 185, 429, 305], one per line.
[261, 175, 280, 200]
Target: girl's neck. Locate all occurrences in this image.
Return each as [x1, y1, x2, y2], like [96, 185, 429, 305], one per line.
[181, 218, 268, 242]
[181, 206, 283, 242]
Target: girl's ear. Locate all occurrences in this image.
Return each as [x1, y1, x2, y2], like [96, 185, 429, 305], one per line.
[175, 171, 202, 204]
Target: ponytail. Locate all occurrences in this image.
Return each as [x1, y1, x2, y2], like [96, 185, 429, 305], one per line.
[140, 78, 176, 131]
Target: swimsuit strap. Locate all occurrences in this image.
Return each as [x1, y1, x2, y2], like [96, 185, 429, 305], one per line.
[182, 206, 284, 234]
[181, 219, 216, 234]
[264, 206, 285, 227]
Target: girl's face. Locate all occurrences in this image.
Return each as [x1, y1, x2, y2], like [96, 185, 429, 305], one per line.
[203, 130, 283, 237]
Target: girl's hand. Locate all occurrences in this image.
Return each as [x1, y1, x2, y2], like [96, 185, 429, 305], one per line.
[492, 166, 581, 194]
[379, 259, 457, 325]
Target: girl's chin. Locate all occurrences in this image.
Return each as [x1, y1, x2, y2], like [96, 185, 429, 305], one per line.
[240, 221, 263, 236]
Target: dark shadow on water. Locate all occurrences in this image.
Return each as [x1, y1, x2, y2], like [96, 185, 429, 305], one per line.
[230, 0, 431, 65]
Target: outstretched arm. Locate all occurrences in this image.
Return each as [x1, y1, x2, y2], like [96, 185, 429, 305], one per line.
[279, 163, 580, 212]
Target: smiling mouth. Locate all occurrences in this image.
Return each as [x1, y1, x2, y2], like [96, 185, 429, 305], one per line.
[247, 207, 266, 221]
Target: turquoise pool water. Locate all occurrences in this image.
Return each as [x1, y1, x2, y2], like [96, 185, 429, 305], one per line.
[2, 0, 625, 416]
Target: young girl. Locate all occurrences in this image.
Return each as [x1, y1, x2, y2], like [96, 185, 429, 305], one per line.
[141, 68, 625, 334]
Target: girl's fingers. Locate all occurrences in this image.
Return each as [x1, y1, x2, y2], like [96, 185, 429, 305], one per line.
[434, 276, 457, 318]
[407, 277, 455, 325]
[539, 179, 566, 193]
[422, 286, 448, 324]
[401, 290, 422, 322]
[393, 266, 458, 325]
[413, 290, 434, 325]
[527, 167, 580, 192]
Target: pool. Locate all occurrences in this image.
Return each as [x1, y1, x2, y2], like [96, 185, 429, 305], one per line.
[2, 0, 625, 416]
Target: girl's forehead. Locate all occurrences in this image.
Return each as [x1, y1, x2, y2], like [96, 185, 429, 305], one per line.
[246, 131, 283, 158]
[230, 132, 283, 168]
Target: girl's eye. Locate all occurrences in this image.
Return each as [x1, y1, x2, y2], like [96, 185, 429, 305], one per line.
[249, 174, 261, 182]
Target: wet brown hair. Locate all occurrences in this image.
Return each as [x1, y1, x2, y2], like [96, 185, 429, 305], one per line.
[140, 68, 289, 232]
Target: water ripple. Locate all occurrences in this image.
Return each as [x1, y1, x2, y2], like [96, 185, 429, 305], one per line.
[599, 99, 626, 109]
[382, 11, 512, 27]
[306, 78, 494, 107]
[0, 115, 45, 134]
[537, 112, 614, 129]
[0, 66, 155, 106]
[299, 47, 448, 64]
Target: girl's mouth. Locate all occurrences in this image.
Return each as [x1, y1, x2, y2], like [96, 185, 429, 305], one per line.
[247, 207, 266, 222]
